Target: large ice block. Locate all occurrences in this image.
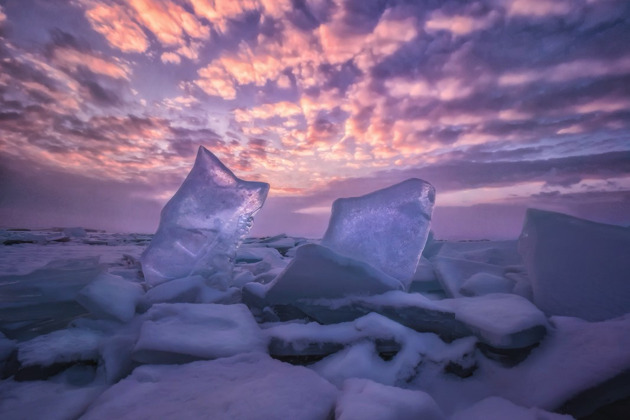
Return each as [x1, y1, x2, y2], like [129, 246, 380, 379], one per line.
[519, 209, 630, 321]
[264, 244, 404, 305]
[141, 146, 269, 288]
[322, 178, 435, 288]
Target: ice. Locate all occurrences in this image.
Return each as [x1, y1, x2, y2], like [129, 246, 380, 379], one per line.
[322, 178, 435, 288]
[81, 352, 338, 420]
[0, 332, 16, 369]
[132, 303, 266, 364]
[139, 275, 240, 309]
[433, 257, 507, 298]
[63, 227, 87, 238]
[440, 293, 548, 349]
[141, 146, 269, 288]
[76, 272, 144, 322]
[336, 378, 445, 420]
[17, 327, 103, 367]
[266, 312, 476, 373]
[419, 314, 630, 416]
[310, 321, 476, 388]
[263, 244, 404, 307]
[451, 397, 573, 420]
[433, 240, 522, 266]
[459, 272, 515, 297]
[293, 291, 547, 350]
[519, 209, 630, 321]
[409, 257, 443, 294]
[0, 257, 102, 340]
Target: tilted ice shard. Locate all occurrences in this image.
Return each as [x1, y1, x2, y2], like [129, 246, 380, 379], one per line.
[141, 146, 269, 288]
[519, 208, 630, 321]
[322, 178, 435, 288]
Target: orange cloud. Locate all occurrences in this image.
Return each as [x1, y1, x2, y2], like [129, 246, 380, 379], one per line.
[195, 64, 237, 99]
[127, 0, 209, 47]
[161, 52, 181, 64]
[425, 11, 497, 35]
[506, 0, 572, 17]
[499, 56, 630, 86]
[81, 1, 149, 53]
[53, 47, 131, 79]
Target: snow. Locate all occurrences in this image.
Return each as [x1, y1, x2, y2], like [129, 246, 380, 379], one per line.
[451, 397, 573, 420]
[0, 367, 106, 420]
[441, 293, 548, 349]
[336, 378, 445, 420]
[264, 243, 404, 306]
[519, 208, 630, 321]
[322, 178, 435, 288]
[309, 313, 476, 387]
[77, 272, 144, 322]
[132, 303, 266, 364]
[81, 352, 338, 420]
[141, 146, 269, 289]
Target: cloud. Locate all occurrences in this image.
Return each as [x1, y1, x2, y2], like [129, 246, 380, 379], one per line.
[161, 51, 181, 64]
[80, 1, 149, 53]
[126, 0, 210, 46]
[504, 0, 573, 17]
[425, 10, 497, 36]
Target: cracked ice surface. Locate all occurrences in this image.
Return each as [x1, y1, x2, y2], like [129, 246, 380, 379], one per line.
[322, 178, 435, 288]
[141, 147, 269, 288]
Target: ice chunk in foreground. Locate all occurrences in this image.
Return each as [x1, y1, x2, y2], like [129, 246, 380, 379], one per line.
[17, 328, 103, 367]
[81, 353, 337, 420]
[76, 273, 144, 322]
[132, 303, 266, 364]
[141, 146, 269, 288]
[336, 378, 445, 420]
[322, 178, 435, 288]
[264, 244, 404, 306]
[519, 209, 630, 321]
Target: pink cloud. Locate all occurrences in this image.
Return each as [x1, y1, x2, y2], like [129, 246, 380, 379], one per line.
[127, 0, 209, 46]
[53, 47, 131, 79]
[80, 1, 149, 53]
[505, 0, 573, 17]
[425, 10, 497, 35]
[161, 52, 181, 64]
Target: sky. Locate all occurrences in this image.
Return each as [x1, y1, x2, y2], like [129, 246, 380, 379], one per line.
[0, 0, 629, 239]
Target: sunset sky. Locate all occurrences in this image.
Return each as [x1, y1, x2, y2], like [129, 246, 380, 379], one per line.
[0, 0, 629, 239]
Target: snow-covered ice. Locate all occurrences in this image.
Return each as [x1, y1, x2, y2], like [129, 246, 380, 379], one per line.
[17, 327, 103, 367]
[81, 352, 338, 420]
[141, 146, 269, 289]
[77, 272, 144, 322]
[132, 303, 266, 364]
[322, 178, 435, 288]
[519, 208, 630, 321]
